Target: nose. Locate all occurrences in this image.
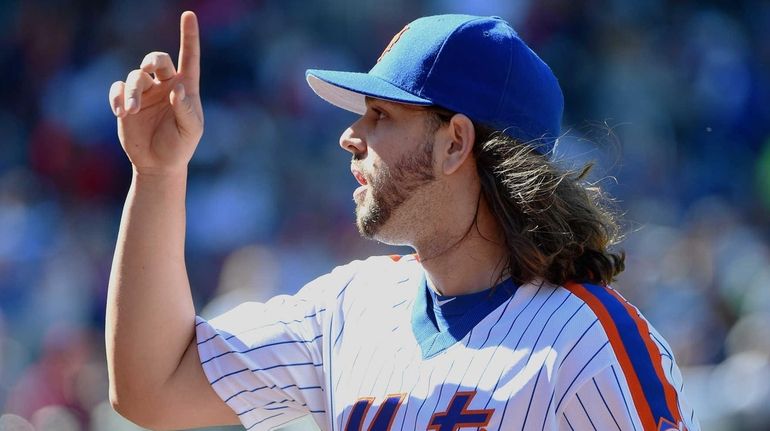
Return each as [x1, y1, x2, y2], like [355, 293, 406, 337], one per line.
[339, 124, 367, 158]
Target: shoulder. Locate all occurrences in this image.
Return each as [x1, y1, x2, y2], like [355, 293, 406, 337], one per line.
[305, 253, 422, 305]
[547, 282, 686, 400]
[207, 255, 417, 322]
[510, 280, 613, 366]
[558, 281, 658, 360]
[514, 280, 675, 383]
[540, 281, 665, 367]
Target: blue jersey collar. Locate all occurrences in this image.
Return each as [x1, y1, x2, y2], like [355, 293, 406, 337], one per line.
[411, 272, 518, 359]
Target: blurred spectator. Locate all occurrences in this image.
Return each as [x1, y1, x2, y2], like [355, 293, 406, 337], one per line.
[0, 414, 35, 431]
[4, 326, 94, 424]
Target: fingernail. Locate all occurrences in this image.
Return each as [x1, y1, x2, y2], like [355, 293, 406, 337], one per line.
[126, 98, 136, 111]
[116, 106, 124, 117]
[175, 83, 186, 101]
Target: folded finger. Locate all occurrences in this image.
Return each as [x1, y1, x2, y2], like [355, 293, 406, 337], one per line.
[109, 81, 126, 117]
[123, 69, 154, 114]
[140, 51, 177, 81]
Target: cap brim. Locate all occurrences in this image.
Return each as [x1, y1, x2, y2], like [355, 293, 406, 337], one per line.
[306, 69, 432, 115]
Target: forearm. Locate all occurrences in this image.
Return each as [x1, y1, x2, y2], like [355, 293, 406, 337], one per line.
[106, 168, 195, 406]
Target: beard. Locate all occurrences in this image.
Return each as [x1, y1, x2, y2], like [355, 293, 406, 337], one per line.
[355, 137, 436, 239]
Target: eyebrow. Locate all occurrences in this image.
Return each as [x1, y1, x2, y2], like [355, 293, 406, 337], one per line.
[364, 96, 383, 109]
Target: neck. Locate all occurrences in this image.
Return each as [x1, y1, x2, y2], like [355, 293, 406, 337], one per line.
[414, 196, 508, 296]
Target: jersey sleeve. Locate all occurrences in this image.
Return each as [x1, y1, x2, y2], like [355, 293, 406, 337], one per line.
[195, 263, 355, 430]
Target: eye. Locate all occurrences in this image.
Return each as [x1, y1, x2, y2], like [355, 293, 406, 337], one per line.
[371, 107, 387, 121]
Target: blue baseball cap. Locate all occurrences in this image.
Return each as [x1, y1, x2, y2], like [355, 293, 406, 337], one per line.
[306, 14, 564, 153]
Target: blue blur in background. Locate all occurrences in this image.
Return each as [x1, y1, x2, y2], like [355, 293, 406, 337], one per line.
[0, 0, 769, 430]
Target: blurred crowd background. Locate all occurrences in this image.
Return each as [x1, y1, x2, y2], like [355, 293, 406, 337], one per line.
[0, 0, 769, 430]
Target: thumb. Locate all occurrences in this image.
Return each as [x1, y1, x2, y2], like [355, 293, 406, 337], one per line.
[169, 83, 202, 135]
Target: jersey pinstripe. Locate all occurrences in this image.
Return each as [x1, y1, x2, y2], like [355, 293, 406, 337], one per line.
[195, 255, 699, 431]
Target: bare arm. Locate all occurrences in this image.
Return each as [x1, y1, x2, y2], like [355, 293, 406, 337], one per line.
[105, 11, 238, 429]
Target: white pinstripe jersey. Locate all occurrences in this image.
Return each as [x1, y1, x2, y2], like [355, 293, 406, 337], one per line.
[196, 254, 700, 431]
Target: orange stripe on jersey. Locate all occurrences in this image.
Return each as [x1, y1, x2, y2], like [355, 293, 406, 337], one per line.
[389, 253, 419, 262]
[603, 287, 683, 426]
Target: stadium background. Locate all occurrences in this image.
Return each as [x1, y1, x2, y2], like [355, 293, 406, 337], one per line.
[0, 0, 769, 429]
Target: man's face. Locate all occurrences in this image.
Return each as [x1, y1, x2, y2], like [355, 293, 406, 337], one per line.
[340, 98, 441, 240]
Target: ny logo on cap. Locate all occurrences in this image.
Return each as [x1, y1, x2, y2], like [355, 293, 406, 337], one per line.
[377, 25, 409, 63]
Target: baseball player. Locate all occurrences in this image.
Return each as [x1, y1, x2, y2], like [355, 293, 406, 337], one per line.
[106, 11, 700, 431]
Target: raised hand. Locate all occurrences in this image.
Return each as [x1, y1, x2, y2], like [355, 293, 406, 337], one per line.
[109, 11, 203, 175]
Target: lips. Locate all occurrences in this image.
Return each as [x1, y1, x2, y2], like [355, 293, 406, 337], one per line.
[351, 166, 368, 186]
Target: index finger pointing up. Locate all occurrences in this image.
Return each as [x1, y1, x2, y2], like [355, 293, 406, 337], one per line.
[178, 11, 200, 94]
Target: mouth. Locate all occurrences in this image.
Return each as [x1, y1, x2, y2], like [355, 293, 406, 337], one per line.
[351, 166, 368, 186]
[351, 166, 370, 201]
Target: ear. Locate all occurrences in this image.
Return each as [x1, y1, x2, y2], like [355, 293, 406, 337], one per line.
[439, 113, 476, 176]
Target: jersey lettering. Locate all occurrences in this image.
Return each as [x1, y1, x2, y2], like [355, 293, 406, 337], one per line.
[427, 391, 494, 431]
[344, 393, 405, 431]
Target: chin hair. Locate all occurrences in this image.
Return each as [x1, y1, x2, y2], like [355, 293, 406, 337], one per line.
[356, 205, 388, 239]
[356, 202, 411, 246]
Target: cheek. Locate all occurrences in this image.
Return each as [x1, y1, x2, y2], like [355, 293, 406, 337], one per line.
[368, 147, 406, 179]
[368, 162, 387, 190]
[367, 126, 414, 163]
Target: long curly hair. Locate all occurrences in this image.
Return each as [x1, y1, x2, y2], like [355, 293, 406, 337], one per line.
[429, 109, 625, 287]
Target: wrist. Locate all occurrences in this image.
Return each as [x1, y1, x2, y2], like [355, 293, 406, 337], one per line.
[131, 166, 189, 192]
[132, 165, 189, 180]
